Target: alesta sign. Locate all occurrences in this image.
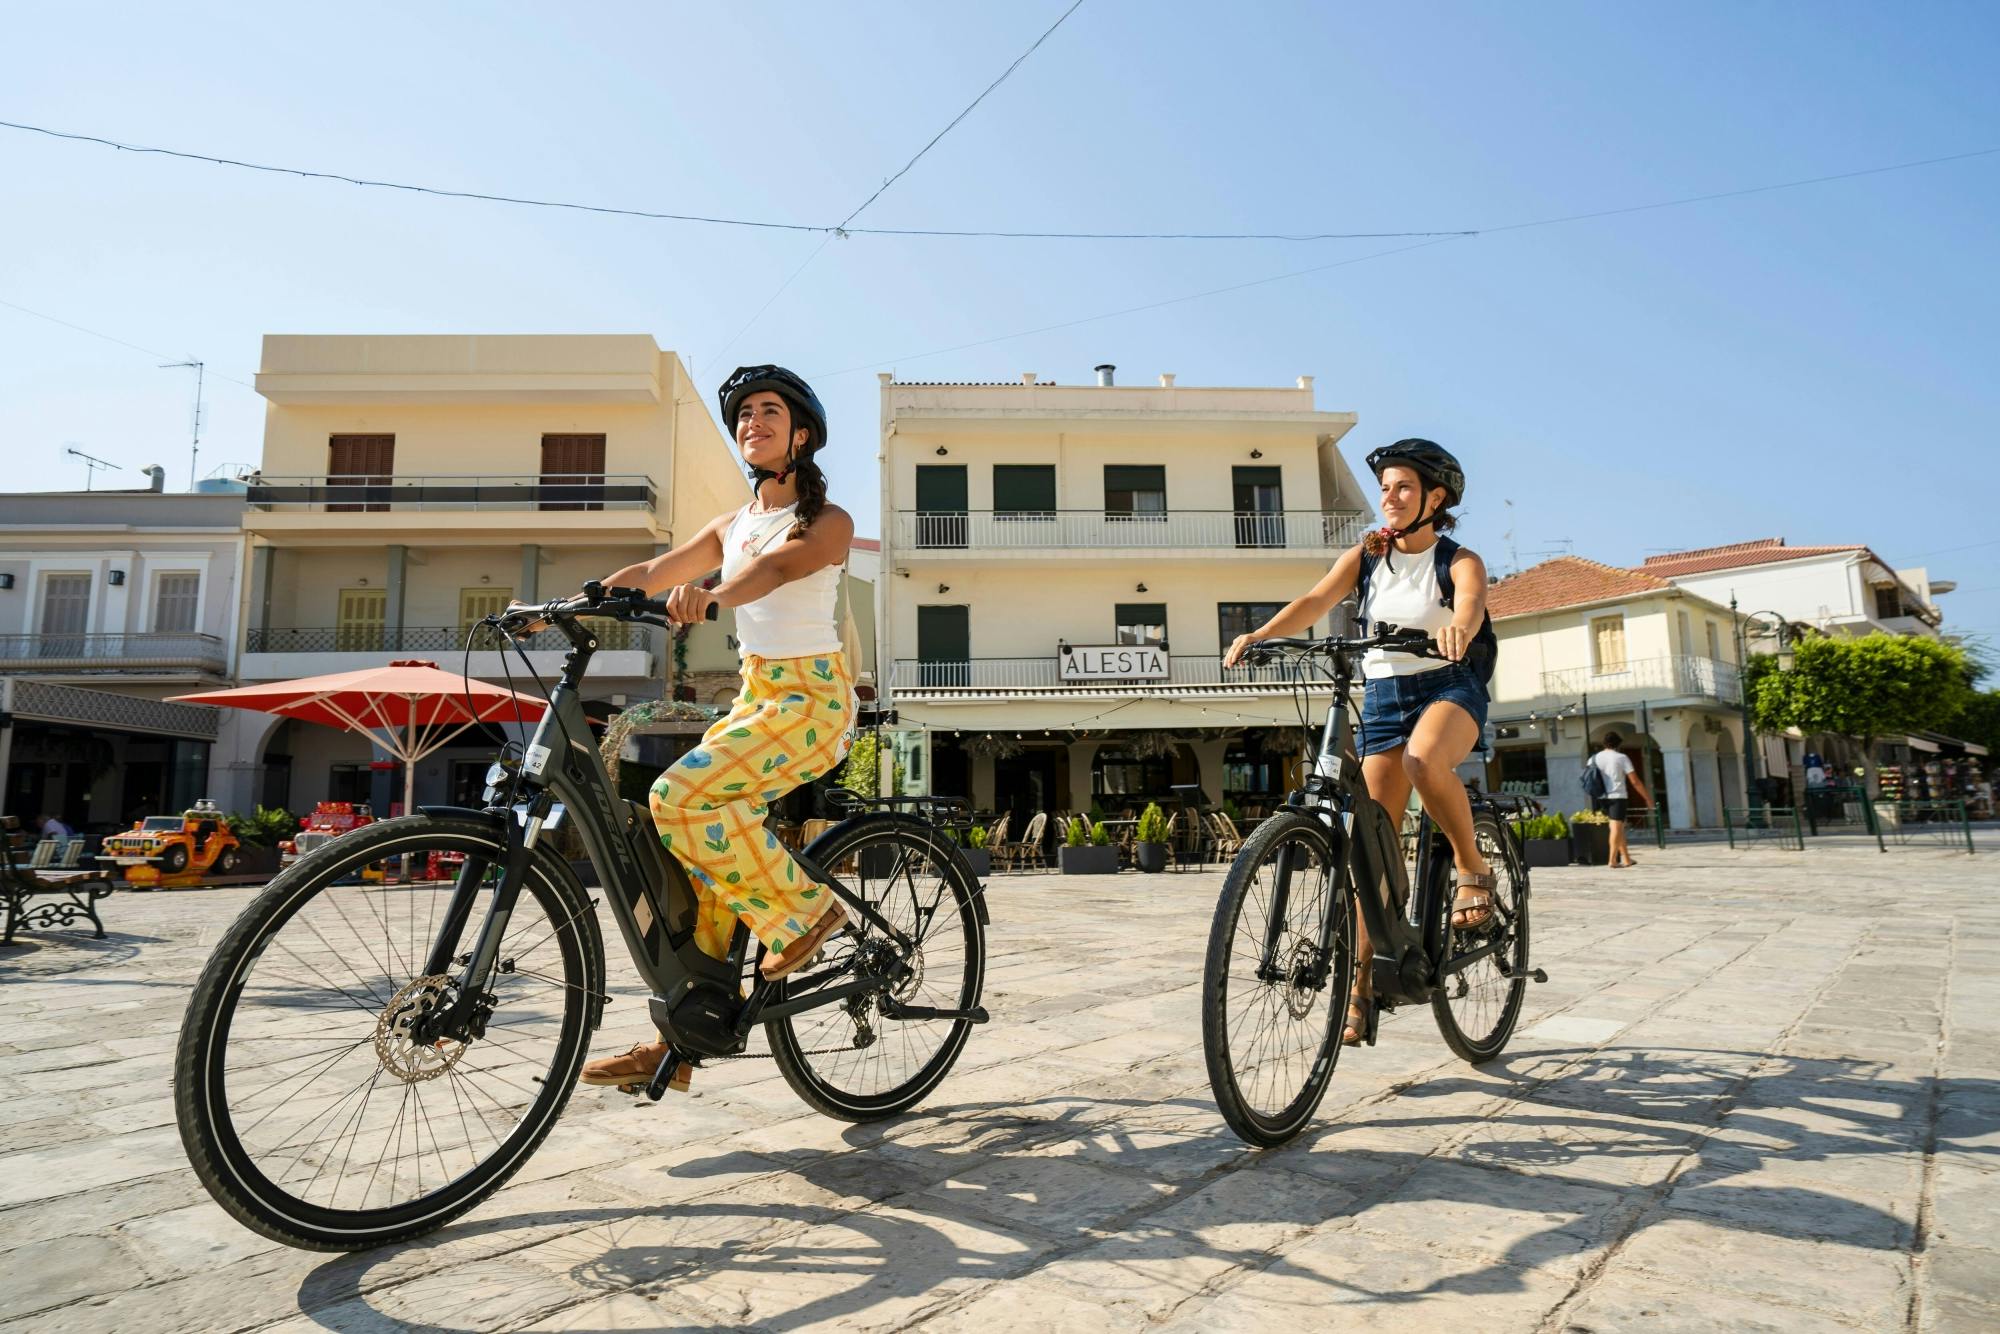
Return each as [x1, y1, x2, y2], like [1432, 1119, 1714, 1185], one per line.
[1060, 644, 1169, 681]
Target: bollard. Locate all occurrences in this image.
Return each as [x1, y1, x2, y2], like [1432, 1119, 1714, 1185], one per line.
[1863, 795, 1886, 854]
[1961, 800, 1976, 856]
[1724, 807, 1736, 850]
[1791, 803, 1805, 851]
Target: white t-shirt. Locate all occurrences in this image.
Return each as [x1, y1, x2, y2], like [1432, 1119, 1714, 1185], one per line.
[1358, 548, 1455, 679]
[721, 502, 842, 659]
[1592, 749, 1635, 799]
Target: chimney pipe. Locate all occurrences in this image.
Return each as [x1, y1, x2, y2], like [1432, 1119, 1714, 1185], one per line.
[1094, 363, 1116, 387]
[143, 464, 166, 493]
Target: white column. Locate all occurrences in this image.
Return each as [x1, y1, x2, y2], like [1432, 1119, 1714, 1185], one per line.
[1658, 747, 1695, 831]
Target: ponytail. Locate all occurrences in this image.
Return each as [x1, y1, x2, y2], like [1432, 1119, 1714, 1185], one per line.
[787, 453, 828, 539]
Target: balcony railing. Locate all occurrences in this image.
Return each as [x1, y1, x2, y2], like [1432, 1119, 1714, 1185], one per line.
[891, 656, 1337, 691]
[247, 625, 650, 654]
[245, 474, 658, 512]
[891, 509, 1370, 553]
[0, 632, 228, 674]
[1536, 655, 1741, 706]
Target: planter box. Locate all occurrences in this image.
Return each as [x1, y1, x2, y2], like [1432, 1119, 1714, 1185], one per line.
[959, 848, 991, 879]
[234, 844, 282, 875]
[1134, 841, 1169, 874]
[1570, 823, 1610, 866]
[1058, 844, 1119, 875]
[860, 845, 902, 879]
[1521, 838, 1571, 869]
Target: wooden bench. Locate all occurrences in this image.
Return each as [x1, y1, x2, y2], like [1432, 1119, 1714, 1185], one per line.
[2, 817, 114, 946]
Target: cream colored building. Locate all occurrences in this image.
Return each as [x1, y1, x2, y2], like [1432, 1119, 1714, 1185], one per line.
[1484, 556, 1746, 829]
[877, 366, 1370, 842]
[231, 333, 872, 811]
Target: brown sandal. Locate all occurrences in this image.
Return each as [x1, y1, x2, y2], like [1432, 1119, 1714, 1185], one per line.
[1450, 869, 1498, 931]
[1342, 996, 1373, 1047]
[759, 902, 850, 981]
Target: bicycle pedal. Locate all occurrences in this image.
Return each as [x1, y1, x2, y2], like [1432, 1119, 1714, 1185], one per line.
[1529, 968, 1549, 984]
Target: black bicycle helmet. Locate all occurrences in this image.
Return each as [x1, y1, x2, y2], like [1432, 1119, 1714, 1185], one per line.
[1365, 438, 1465, 507]
[717, 365, 828, 452]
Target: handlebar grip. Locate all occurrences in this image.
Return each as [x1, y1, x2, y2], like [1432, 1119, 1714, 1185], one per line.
[705, 602, 719, 621]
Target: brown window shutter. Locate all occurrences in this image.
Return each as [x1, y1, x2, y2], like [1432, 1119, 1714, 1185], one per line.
[540, 434, 606, 511]
[328, 435, 394, 512]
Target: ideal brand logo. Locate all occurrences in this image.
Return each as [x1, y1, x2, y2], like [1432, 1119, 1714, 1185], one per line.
[1059, 644, 1169, 681]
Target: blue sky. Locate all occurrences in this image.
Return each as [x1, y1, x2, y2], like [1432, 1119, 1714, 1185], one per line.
[4, 2, 1997, 652]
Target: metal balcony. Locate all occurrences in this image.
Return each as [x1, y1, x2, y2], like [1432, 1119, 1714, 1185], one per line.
[246, 624, 650, 654]
[890, 509, 1371, 554]
[1535, 656, 1742, 706]
[245, 474, 658, 512]
[0, 633, 228, 674]
[891, 655, 1334, 692]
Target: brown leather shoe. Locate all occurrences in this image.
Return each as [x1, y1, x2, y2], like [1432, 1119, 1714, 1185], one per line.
[578, 1040, 691, 1092]
[759, 902, 850, 981]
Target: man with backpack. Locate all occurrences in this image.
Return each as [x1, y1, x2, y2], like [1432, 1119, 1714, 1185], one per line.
[1584, 732, 1649, 868]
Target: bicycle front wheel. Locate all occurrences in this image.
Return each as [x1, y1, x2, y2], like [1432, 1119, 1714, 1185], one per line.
[174, 815, 604, 1251]
[1431, 811, 1530, 1063]
[1202, 809, 1351, 1146]
[767, 817, 986, 1121]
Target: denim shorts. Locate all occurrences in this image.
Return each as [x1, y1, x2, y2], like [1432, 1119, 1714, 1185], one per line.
[1356, 663, 1489, 758]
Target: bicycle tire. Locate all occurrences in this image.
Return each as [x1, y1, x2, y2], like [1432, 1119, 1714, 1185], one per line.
[1201, 809, 1351, 1147]
[174, 814, 604, 1251]
[767, 817, 985, 1121]
[1431, 811, 1529, 1063]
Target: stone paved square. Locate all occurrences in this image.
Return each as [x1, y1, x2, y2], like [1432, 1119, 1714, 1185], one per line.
[2, 836, 1995, 1331]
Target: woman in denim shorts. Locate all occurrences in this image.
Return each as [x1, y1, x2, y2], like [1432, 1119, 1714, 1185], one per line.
[1224, 439, 1496, 1045]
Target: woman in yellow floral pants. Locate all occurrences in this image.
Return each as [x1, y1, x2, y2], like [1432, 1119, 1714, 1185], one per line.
[650, 651, 855, 962]
[562, 364, 861, 1093]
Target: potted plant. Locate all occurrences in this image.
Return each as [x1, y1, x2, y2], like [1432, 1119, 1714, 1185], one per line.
[1058, 815, 1119, 875]
[1513, 811, 1571, 868]
[223, 806, 295, 875]
[959, 824, 992, 879]
[1133, 802, 1170, 873]
[1568, 809, 1611, 865]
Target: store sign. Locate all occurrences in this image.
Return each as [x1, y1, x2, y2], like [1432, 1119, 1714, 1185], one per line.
[1060, 644, 1169, 681]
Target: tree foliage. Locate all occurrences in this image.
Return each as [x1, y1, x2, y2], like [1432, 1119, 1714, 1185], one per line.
[1749, 633, 1971, 749]
[837, 733, 880, 798]
[1949, 689, 2000, 759]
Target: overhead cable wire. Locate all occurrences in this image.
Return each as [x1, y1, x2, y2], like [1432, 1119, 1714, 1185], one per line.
[0, 295, 255, 390]
[4, 115, 1991, 243]
[705, 0, 1086, 371]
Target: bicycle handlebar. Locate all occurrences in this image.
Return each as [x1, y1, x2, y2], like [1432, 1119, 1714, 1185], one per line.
[493, 582, 718, 638]
[1242, 623, 1444, 666]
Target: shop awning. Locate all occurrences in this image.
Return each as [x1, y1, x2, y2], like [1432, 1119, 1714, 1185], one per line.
[1912, 730, 1989, 757]
[1902, 735, 1941, 754]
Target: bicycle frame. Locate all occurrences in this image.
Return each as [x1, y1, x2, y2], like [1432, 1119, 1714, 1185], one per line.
[1257, 641, 1522, 1009]
[412, 617, 918, 1054]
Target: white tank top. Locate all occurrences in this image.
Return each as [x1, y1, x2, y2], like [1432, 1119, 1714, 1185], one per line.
[722, 502, 841, 659]
[1358, 546, 1454, 679]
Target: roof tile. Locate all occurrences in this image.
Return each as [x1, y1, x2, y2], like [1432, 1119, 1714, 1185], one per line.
[1637, 537, 1869, 577]
[1487, 557, 1673, 620]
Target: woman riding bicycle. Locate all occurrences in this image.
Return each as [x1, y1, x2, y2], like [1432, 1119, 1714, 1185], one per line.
[1222, 438, 1497, 1047]
[531, 365, 859, 1094]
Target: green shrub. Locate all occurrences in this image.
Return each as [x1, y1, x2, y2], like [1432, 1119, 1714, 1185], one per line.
[1221, 797, 1243, 822]
[1065, 817, 1088, 847]
[1569, 809, 1610, 826]
[967, 825, 989, 850]
[227, 806, 297, 848]
[1090, 820, 1112, 847]
[1135, 802, 1169, 844]
[838, 733, 880, 798]
[1514, 812, 1569, 840]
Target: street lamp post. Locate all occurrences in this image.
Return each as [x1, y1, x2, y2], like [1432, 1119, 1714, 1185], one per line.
[1730, 595, 1793, 826]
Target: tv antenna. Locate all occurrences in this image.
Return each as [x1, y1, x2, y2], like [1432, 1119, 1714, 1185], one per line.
[1502, 498, 1520, 574]
[159, 359, 205, 490]
[64, 445, 120, 490]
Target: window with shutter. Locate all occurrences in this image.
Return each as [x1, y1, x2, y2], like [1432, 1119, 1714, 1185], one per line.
[540, 434, 607, 512]
[459, 588, 513, 638]
[328, 435, 394, 513]
[1104, 465, 1166, 520]
[153, 572, 200, 633]
[1115, 603, 1168, 647]
[993, 465, 1055, 518]
[1591, 615, 1628, 673]
[40, 574, 91, 648]
[336, 588, 387, 652]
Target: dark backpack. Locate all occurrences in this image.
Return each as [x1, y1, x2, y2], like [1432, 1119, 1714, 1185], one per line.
[1581, 756, 1608, 801]
[1353, 535, 1498, 686]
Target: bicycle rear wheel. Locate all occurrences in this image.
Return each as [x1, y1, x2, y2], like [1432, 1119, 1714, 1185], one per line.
[1202, 810, 1351, 1146]
[766, 818, 986, 1121]
[174, 815, 603, 1251]
[1431, 811, 1530, 1063]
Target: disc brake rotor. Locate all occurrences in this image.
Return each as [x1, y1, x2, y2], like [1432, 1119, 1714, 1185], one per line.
[374, 974, 468, 1083]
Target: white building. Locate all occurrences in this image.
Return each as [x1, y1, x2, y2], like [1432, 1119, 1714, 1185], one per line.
[1635, 537, 1950, 640]
[0, 479, 243, 828]
[877, 366, 1371, 845]
[1484, 556, 1746, 829]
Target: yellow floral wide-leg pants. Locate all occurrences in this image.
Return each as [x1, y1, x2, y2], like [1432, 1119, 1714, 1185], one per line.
[649, 652, 857, 961]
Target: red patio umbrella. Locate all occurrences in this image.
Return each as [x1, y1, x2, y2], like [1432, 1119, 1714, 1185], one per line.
[171, 659, 550, 818]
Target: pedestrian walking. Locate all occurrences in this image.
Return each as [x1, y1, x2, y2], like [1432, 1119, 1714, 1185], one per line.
[1590, 733, 1650, 867]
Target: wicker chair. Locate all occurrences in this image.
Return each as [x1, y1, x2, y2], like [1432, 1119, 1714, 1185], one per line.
[999, 811, 1048, 872]
[982, 812, 1011, 867]
[1209, 810, 1245, 858]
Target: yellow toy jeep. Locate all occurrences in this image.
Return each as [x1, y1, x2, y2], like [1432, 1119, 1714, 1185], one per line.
[98, 799, 243, 881]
